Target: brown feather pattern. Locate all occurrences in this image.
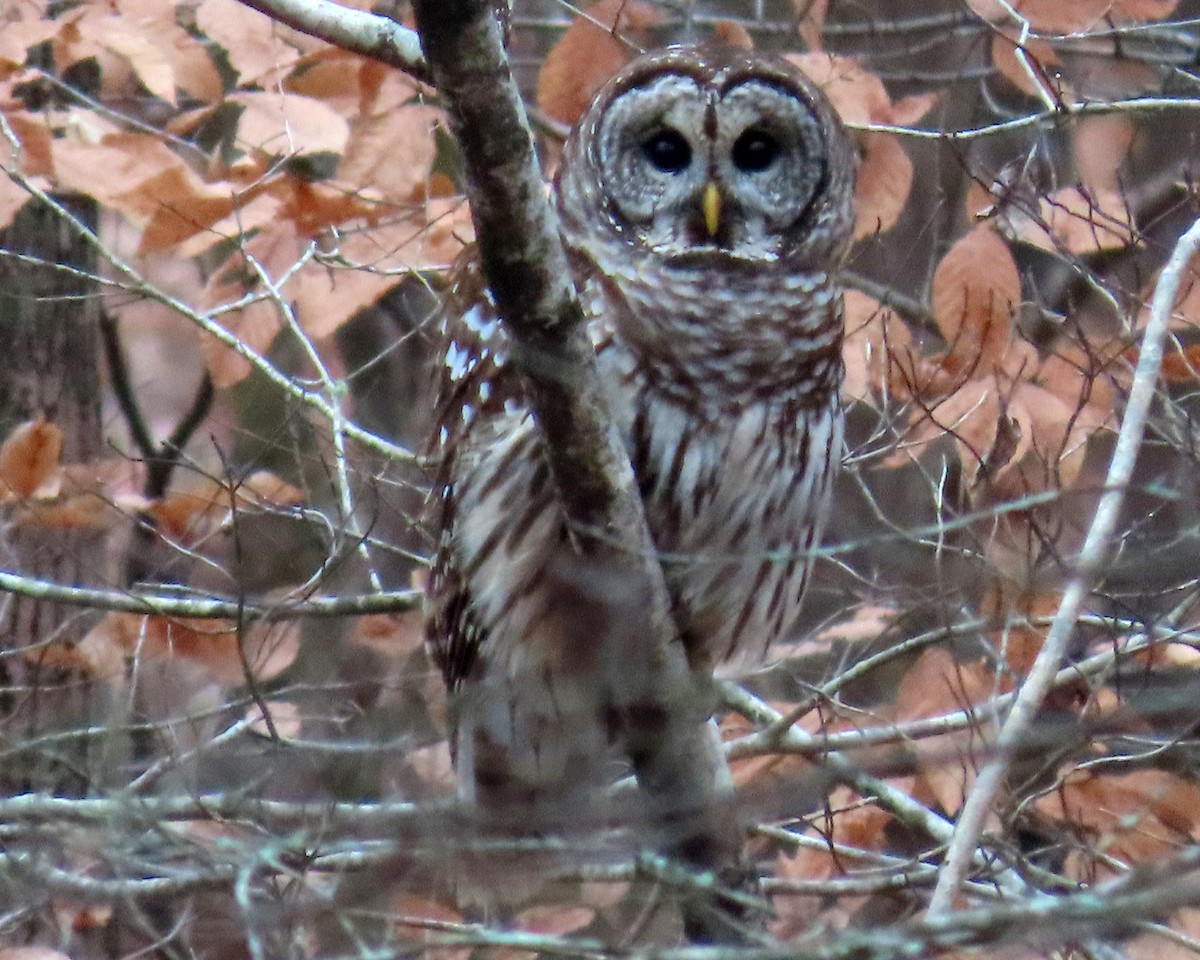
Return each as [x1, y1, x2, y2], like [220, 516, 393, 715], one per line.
[425, 45, 856, 805]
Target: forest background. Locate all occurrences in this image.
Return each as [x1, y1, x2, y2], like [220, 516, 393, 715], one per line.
[2, 0, 1200, 957]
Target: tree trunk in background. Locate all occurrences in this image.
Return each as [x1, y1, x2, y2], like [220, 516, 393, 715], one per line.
[0, 195, 108, 793]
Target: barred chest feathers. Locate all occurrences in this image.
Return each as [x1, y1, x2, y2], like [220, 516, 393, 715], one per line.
[587, 265, 845, 670]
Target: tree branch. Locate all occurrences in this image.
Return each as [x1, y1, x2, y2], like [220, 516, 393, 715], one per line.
[236, 0, 429, 81]
[927, 214, 1200, 915]
[409, 0, 751, 940]
[0, 567, 418, 618]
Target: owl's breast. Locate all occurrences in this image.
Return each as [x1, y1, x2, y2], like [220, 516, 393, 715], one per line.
[604, 354, 844, 667]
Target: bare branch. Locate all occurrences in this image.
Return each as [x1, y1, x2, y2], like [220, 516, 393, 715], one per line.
[928, 214, 1200, 915]
[235, 0, 429, 81]
[0, 567, 419, 618]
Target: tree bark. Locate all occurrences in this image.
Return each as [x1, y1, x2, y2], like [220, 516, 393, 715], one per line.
[0, 195, 107, 794]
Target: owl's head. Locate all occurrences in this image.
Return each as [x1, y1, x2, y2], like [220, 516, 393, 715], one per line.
[556, 46, 855, 267]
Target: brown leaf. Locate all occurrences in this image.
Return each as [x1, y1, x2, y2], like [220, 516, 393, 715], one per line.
[0, 178, 32, 233]
[50, 125, 265, 254]
[711, 20, 755, 49]
[0, 417, 62, 499]
[1139, 252, 1200, 338]
[791, 52, 937, 127]
[195, 0, 306, 85]
[150, 469, 304, 544]
[245, 700, 303, 739]
[1072, 114, 1133, 193]
[230, 91, 350, 157]
[536, 0, 664, 126]
[1035, 768, 1200, 879]
[514, 905, 595, 937]
[723, 703, 819, 790]
[896, 649, 995, 814]
[770, 844, 838, 939]
[198, 227, 302, 386]
[790, 52, 888, 127]
[931, 225, 1019, 372]
[283, 49, 369, 113]
[351, 613, 425, 658]
[853, 131, 912, 239]
[148, 470, 304, 547]
[87, 13, 176, 103]
[967, 0, 1178, 33]
[83, 614, 300, 687]
[290, 205, 472, 341]
[0, 16, 61, 69]
[990, 32, 1066, 101]
[1019, 186, 1140, 255]
[169, 192, 281, 258]
[841, 290, 936, 403]
[119, 0, 223, 103]
[795, 0, 830, 51]
[406, 742, 456, 792]
[1160, 342, 1200, 381]
[336, 105, 441, 200]
[814, 604, 897, 644]
[3, 112, 54, 179]
[978, 587, 1062, 676]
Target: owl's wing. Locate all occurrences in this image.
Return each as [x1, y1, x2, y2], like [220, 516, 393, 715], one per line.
[428, 255, 640, 816]
[425, 255, 520, 690]
[426, 249, 632, 693]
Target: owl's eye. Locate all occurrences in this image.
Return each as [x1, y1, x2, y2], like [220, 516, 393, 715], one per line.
[641, 129, 692, 173]
[732, 129, 782, 172]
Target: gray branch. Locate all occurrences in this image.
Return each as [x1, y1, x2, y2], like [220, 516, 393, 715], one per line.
[235, 0, 428, 80]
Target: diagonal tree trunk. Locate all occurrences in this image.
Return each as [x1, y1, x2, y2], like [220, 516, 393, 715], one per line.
[410, 3, 756, 941]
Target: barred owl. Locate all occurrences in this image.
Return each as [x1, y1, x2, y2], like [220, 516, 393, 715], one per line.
[426, 46, 855, 819]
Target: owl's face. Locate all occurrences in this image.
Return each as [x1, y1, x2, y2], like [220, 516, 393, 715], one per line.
[559, 47, 853, 264]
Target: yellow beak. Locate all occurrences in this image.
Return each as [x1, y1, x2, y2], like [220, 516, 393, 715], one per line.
[702, 181, 721, 238]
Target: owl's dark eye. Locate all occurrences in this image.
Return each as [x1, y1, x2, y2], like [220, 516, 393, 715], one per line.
[641, 129, 692, 173]
[732, 129, 781, 172]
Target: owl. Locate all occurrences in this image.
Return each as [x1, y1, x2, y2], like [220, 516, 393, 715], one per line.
[426, 45, 856, 820]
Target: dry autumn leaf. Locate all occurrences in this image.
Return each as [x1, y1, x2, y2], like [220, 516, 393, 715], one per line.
[1018, 185, 1140, 255]
[536, 0, 664, 127]
[790, 53, 937, 237]
[931, 225, 1020, 372]
[990, 32, 1066, 100]
[967, 0, 1179, 33]
[710, 19, 755, 49]
[0, 417, 62, 499]
[895, 648, 995, 815]
[853, 130, 913, 239]
[1160, 342, 1200, 381]
[82, 613, 301, 687]
[229, 90, 351, 157]
[795, 0, 830, 51]
[150, 468, 304, 544]
[335, 104, 441, 201]
[246, 699, 303, 739]
[1035, 768, 1200, 880]
[1072, 114, 1134, 193]
[195, 0, 307, 85]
